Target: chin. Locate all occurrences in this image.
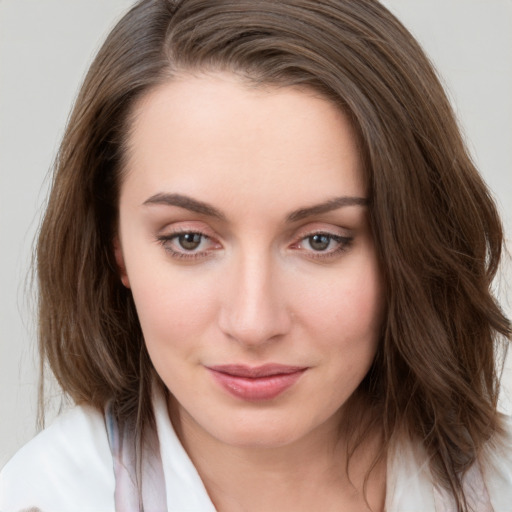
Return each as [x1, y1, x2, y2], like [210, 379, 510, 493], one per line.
[215, 425, 305, 449]
[207, 408, 334, 450]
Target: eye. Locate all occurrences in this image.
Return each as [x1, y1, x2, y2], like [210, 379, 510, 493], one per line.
[293, 231, 353, 258]
[156, 230, 221, 260]
[305, 234, 335, 251]
[176, 232, 203, 251]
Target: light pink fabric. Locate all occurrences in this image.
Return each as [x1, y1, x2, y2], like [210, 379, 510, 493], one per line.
[106, 404, 168, 511]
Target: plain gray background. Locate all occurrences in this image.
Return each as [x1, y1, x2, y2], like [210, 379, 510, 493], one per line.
[1, 0, 511, 468]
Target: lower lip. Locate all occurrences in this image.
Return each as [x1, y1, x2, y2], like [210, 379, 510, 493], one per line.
[208, 369, 306, 401]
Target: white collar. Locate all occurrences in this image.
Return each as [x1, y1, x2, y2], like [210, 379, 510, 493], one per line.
[153, 388, 217, 511]
[152, 387, 512, 511]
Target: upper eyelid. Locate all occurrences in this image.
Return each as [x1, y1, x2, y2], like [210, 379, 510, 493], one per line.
[156, 222, 217, 237]
[156, 232, 220, 260]
[292, 224, 352, 239]
[156, 222, 352, 244]
[293, 232, 352, 248]
[158, 231, 215, 245]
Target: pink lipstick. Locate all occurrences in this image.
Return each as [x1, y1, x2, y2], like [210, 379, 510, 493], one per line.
[207, 364, 307, 401]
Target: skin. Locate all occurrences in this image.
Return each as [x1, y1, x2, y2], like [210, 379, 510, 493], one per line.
[115, 72, 385, 511]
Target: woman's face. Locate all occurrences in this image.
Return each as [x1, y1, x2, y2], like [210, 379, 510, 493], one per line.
[116, 73, 383, 448]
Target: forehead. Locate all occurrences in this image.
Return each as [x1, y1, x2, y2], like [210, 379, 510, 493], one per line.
[122, 72, 365, 210]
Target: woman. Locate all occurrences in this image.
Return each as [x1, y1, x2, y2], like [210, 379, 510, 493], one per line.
[1, 0, 511, 511]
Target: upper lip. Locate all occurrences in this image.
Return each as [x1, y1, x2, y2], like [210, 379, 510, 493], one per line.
[208, 364, 307, 378]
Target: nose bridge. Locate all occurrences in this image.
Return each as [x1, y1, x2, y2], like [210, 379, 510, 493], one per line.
[218, 245, 290, 346]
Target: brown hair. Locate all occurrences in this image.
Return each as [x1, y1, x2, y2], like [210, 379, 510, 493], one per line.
[37, 0, 511, 509]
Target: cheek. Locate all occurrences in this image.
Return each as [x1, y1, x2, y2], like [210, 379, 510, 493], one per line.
[126, 258, 217, 343]
[293, 256, 383, 402]
[296, 260, 383, 346]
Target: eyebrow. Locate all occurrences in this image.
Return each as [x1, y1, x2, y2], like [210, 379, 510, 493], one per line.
[142, 192, 368, 222]
[143, 193, 226, 220]
[286, 196, 368, 222]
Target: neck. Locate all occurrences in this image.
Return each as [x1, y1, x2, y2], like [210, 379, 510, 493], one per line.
[169, 398, 386, 512]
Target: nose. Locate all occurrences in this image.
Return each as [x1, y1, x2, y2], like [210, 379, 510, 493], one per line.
[217, 250, 292, 348]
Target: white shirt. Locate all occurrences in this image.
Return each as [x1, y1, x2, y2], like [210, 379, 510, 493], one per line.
[2, 389, 512, 511]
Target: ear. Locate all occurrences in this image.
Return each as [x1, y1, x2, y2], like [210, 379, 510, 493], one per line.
[113, 236, 130, 288]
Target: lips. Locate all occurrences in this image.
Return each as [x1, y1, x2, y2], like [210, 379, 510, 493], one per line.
[207, 364, 307, 401]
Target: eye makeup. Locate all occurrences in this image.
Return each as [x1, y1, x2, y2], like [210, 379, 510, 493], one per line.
[293, 232, 353, 258]
[155, 226, 354, 264]
[156, 229, 222, 261]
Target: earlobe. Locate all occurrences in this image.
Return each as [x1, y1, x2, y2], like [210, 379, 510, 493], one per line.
[113, 236, 130, 288]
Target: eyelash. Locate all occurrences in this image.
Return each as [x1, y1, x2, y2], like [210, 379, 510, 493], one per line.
[156, 230, 218, 261]
[294, 232, 353, 259]
[156, 230, 353, 262]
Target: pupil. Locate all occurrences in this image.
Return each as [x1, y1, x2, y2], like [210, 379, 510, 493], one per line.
[179, 233, 202, 250]
[310, 234, 330, 251]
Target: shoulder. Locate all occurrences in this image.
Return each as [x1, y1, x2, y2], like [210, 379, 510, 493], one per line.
[0, 404, 115, 512]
